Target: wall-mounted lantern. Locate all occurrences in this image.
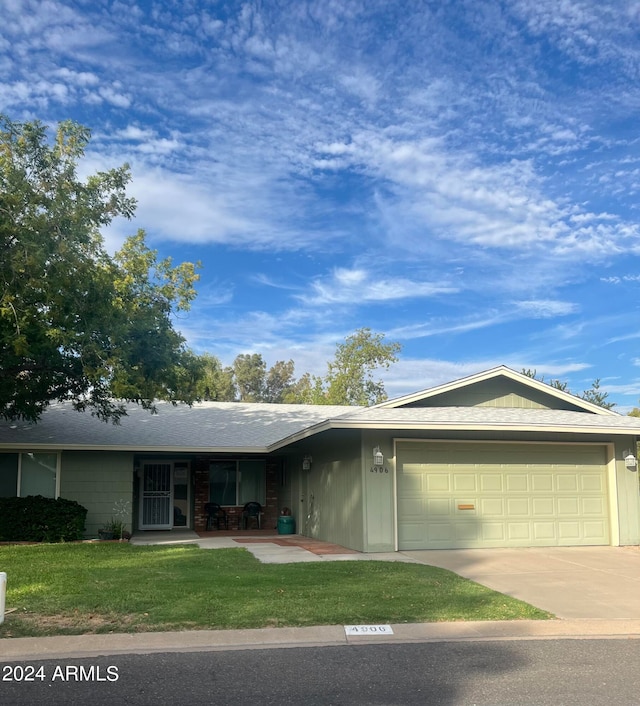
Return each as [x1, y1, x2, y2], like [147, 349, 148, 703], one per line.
[623, 450, 638, 470]
[373, 446, 384, 467]
[302, 454, 312, 471]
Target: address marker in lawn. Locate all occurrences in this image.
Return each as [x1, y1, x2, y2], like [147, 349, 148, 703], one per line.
[344, 625, 394, 636]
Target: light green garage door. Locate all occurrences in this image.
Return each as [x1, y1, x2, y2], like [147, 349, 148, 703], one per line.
[397, 442, 610, 549]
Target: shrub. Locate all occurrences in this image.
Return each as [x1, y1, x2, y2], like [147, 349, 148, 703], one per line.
[0, 496, 88, 542]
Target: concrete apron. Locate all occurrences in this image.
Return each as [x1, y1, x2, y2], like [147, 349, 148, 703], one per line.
[400, 546, 640, 620]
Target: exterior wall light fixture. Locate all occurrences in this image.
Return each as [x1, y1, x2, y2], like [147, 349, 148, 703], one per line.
[302, 455, 312, 471]
[373, 446, 384, 467]
[623, 450, 638, 470]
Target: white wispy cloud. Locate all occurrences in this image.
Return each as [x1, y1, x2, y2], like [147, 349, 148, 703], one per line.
[388, 313, 510, 341]
[298, 268, 458, 305]
[514, 300, 579, 318]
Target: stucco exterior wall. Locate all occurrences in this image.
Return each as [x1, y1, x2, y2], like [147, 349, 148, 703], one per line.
[60, 451, 134, 537]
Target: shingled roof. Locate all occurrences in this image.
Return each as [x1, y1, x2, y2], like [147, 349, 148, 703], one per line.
[1, 397, 639, 453]
[0, 401, 358, 452]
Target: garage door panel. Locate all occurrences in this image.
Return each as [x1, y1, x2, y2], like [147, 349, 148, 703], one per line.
[531, 474, 553, 491]
[532, 498, 554, 515]
[482, 523, 505, 540]
[557, 475, 579, 491]
[397, 443, 609, 549]
[400, 474, 423, 492]
[506, 474, 529, 491]
[427, 524, 454, 542]
[506, 498, 529, 515]
[480, 498, 503, 515]
[398, 522, 425, 545]
[532, 522, 555, 540]
[427, 474, 450, 491]
[507, 523, 531, 540]
[558, 522, 581, 539]
[581, 475, 604, 492]
[480, 474, 503, 491]
[582, 498, 605, 515]
[427, 499, 450, 515]
[453, 474, 476, 491]
[455, 523, 479, 541]
[557, 497, 581, 515]
[398, 497, 423, 516]
[584, 521, 607, 538]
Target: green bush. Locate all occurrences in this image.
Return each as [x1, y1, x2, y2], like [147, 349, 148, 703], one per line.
[0, 496, 88, 542]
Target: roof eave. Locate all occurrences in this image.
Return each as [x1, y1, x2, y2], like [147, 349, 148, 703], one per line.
[327, 420, 640, 436]
[0, 444, 271, 454]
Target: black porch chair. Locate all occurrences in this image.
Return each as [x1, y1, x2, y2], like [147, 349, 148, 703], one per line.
[240, 501, 263, 530]
[204, 502, 228, 530]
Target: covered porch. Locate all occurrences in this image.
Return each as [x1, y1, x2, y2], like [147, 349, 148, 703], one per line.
[135, 454, 289, 534]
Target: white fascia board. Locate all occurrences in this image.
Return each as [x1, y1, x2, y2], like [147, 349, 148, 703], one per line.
[325, 420, 640, 436]
[266, 420, 334, 452]
[0, 444, 271, 454]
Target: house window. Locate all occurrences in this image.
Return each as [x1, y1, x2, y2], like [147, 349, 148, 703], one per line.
[209, 460, 265, 506]
[0, 452, 59, 498]
[0, 454, 18, 497]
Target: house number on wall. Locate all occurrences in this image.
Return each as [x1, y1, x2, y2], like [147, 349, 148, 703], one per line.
[369, 465, 389, 474]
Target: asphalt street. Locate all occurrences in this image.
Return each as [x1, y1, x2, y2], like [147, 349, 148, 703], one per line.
[2, 639, 640, 706]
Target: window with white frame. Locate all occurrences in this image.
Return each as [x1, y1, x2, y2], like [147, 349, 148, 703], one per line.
[209, 459, 265, 506]
[0, 452, 59, 498]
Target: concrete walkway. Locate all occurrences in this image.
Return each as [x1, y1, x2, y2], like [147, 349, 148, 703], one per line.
[130, 531, 409, 564]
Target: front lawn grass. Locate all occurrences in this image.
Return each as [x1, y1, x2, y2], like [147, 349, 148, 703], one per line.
[0, 543, 552, 637]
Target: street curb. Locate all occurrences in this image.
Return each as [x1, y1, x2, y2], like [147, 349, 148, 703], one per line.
[2, 619, 640, 661]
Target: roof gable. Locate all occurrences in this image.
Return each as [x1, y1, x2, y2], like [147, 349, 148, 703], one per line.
[375, 366, 617, 416]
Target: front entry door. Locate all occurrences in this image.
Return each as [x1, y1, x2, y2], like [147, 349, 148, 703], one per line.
[140, 462, 173, 529]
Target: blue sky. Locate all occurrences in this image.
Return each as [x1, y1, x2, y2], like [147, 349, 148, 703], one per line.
[3, 0, 640, 409]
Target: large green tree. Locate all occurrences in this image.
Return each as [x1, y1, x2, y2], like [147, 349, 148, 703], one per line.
[309, 328, 402, 405]
[232, 353, 267, 402]
[0, 115, 200, 422]
[263, 359, 297, 403]
[191, 353, 235, 401]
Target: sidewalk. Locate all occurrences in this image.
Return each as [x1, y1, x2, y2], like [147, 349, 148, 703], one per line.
[3, 619, 640, 662]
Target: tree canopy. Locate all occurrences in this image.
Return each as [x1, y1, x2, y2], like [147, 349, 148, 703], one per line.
[521, 369, 615, 410]
[0, 115, 200, 422]
[190, 328, 402, 406]
[307, 328, 402, 405]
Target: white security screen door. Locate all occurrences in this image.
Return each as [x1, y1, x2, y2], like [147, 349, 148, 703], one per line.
[140, 462, 173, 529]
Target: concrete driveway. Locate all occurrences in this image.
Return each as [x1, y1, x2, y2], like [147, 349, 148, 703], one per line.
[400, 546, 640, 620]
